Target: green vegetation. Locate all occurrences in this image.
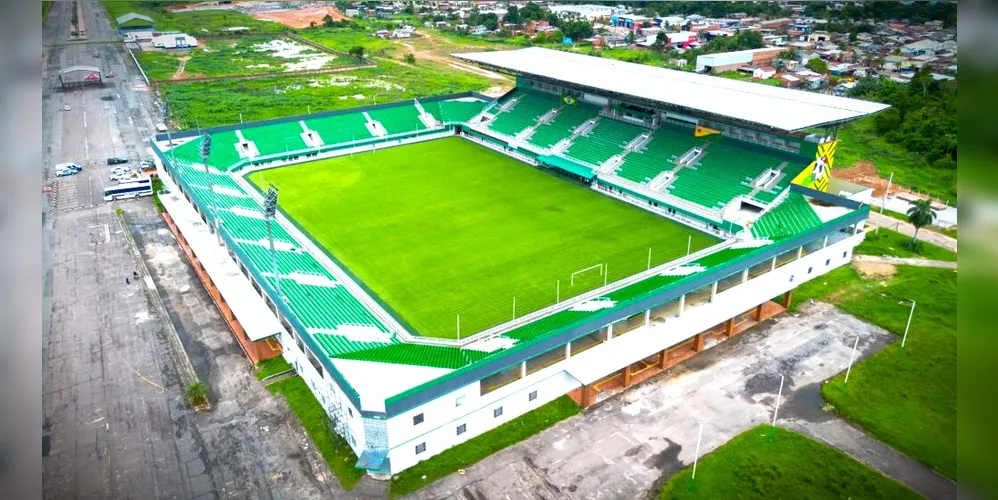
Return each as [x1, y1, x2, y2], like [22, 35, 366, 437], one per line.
[135, 51, 183, 80]
[658, 425, 919, 499]
[136, 37, 357, 81]
[856, 228, 956, 261]
[299, 27, 397, 56]
[255, 356, 293, 381]
[792, 265, 957, 479]
[185, 380, 208, 407]
[43, 1, 53, 23]
[718, 71, 782, 87]
[267, 376, 365, 489]
[161, 59, 489, 129]
[877, 208, 956, 239]
[390, 396, 580, 497]
[151, 176, 165, 212]
[836, 117, 955, 204]
[845, 73, 957, 203]
[249, 138, 715, 338]
[101, 1, 284, 35]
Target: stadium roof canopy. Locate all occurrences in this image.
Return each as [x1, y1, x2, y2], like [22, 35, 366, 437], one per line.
[454, 47, 890, 132]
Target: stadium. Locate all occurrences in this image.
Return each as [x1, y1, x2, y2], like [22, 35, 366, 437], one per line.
[151, 47, 887, 477]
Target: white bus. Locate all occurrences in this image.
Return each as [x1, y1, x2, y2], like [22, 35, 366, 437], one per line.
[103, 178, 153, 201]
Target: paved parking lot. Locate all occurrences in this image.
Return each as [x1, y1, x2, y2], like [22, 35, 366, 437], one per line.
[409, 302, 898, 500]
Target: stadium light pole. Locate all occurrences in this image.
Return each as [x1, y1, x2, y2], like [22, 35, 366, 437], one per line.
[875, 172, 894, 235]
[901, 299, 915, 350]
[647, 247, 652, 270]
[556, 280, 560, 304]
[689, 418, 705, 493]
[456, 315, 460, 340]
[844, 335, 860, 386]
[687, 235, 692, 256]
[200, 133, 221, 246]
[263, 184, 282, 300]
[769, 372, 784, 441]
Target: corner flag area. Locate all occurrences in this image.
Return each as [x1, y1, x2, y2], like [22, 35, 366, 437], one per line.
[249, 137, 717, 338]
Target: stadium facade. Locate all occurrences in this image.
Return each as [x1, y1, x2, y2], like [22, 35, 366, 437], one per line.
[151, 47, 887, 478]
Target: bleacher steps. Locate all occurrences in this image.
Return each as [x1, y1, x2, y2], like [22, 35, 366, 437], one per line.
[362, 112, 387, 137]
[299, 121, 324, 147]
[234, 130, 260, 158]
[649, 171, 675, 191]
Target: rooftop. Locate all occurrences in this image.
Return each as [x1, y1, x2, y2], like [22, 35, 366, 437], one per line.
[454, 47, 889, 132]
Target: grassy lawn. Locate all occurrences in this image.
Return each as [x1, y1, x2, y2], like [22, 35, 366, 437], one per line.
[161, 59, 489, 129]
[657, 425, 919, 499]
[856, 228, 957, 261]
[249, 137, 716, 338]
[267, 376, 366, 489]
[134, 50, 183, 81]
[836, 117, 956, 204]
[718, 70, 783, 87]
[390, 396, 580, 498]
[299, 27, 399, 56]
[792, 265, 957, 479]
[101, 1, 284, 35]
[255, 356, 293, 381]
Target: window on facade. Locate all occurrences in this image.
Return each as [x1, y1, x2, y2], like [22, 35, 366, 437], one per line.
[456, 423, 466, 435]
[413, 413, 424, 425]
[808, 267, 813, 274]
[455, 395, 465, 407]
[843, 251, 847, 258]
[415, 442, 426, 454]
[789, 275, 795, 283]
[529, 390, 538, 401]
[826, 259, 831, 266]
[348, 408, 353, 418]
[494, 407, 503, 418]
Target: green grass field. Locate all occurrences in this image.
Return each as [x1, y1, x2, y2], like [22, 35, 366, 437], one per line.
[792, 265, 957, 479]
[658, 425, 919, 499]
[856, 228, 957, 261]
[249, 137, 716, 338]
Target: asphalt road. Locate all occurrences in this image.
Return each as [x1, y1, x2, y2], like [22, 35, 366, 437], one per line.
[42, 2, 343, 499]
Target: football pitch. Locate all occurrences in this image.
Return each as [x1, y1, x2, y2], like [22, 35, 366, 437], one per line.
[248, 137, 717, 339]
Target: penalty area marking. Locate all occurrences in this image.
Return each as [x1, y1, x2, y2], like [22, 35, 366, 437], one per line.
[571, 263, 604, 286]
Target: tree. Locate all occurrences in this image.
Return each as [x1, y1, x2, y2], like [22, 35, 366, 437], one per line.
[505, 5, 520, 24]
[322, 14, 334, 28]
[653, 31, 668, 50]
[404, 52, 416, 64]
[805, 58, 828, 74]
[309, 20, 317, 29]
[348, 45, 365, 62]
[626, 30, 636, 45]
[906, 199, 937, 246]
[848, 30, 858, 43]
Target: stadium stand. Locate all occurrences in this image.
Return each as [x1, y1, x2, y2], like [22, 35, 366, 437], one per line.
[422, 98, 490, 124]
[750, 192, 823, 240]
[367, 105, 427, 135]
[488, 91, 561, 137]
[528, 104, 599, 148]
[275, 278, 387, 331]
[171, 130, 243, 169]
[240, 121, 309, 157]
[563, 118, 647, 166]
[305, 112, 373, 145]
[616, 124, 705, 183]
[666, 140, 786, 209]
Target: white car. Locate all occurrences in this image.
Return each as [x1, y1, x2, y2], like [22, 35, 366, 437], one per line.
[63, 105, 71, 111]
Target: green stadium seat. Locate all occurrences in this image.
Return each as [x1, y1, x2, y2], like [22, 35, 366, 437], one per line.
[564, 118, 647, 166]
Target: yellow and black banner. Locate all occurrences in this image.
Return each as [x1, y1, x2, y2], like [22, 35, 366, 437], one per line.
[791, 140, 838, 192]
[694, 125, 721, 137]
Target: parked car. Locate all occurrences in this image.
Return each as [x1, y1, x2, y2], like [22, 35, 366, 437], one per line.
[105, 71, 114, 78]
[106, 156, 128, 165]
[63, 105, 71, 111]
[56, 168, 78, 177]
[55, 162, 82, 172]
[155, 123, 168, 132]
[139, 160, 152, 169]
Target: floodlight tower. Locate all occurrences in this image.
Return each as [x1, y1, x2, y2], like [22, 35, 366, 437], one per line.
[263, 184, 283, 299]
[200, 133, 221, 246]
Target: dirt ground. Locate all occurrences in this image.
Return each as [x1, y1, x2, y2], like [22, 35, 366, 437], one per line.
[835, 161, 892, 197]
[251, 6, 349, 28]
[852, 259, 897, 278]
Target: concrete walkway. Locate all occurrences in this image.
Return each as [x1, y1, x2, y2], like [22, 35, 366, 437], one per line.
[407, 303, 911, 500]
[853, 254, 958, 269]
[784, 416, 957, 500]
[867, 212, 958, 253]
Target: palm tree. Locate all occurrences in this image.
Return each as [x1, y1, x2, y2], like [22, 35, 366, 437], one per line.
[906, 199, 937, 245]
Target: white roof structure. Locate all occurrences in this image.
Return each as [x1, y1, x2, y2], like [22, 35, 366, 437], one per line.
[454, 47, 889, 131]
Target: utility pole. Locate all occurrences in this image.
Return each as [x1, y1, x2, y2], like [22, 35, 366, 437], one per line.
[263, 184, 282, 299]
[200, 134, 221, 246]
[876, 172, 894, 235]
